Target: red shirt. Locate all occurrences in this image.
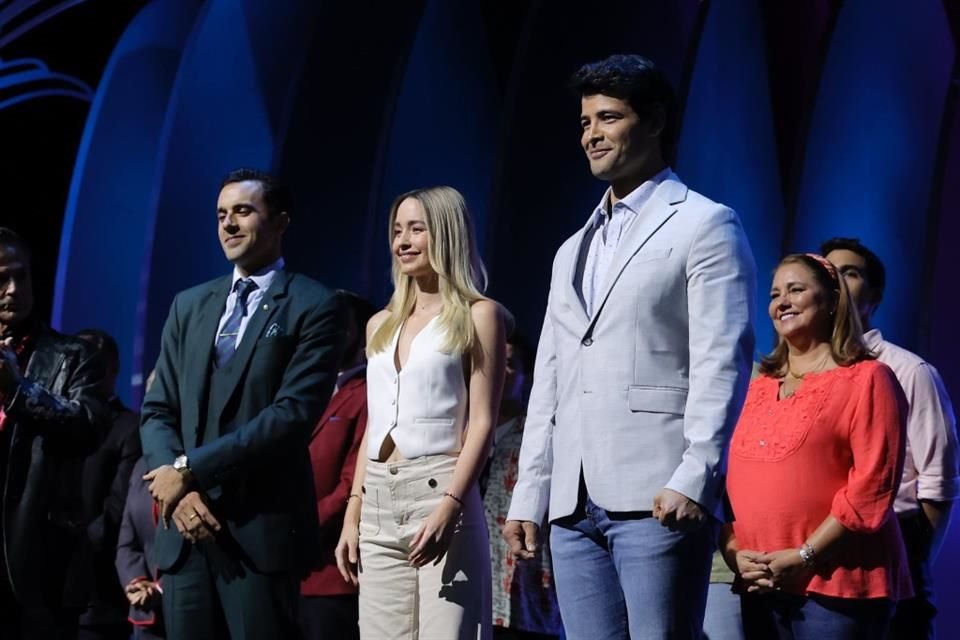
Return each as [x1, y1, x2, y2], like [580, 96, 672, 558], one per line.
[727, 360, 912, 600]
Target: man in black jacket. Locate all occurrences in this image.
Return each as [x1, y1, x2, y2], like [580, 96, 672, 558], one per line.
[73, 328, 142, 640]
[0, 227, 110, 639]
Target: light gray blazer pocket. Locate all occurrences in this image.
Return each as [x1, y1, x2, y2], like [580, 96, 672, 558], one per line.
[627, 385, 687, 415]
[632, 247, 672, 263]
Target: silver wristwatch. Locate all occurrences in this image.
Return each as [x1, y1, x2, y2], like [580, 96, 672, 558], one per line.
[173, 454, 190, 473]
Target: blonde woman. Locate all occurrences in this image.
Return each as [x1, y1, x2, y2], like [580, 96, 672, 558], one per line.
[335, 186, 505, 639]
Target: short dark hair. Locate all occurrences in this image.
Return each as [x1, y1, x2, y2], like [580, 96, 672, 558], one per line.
[819, 237, 886, 303]
[570, 54, 679, 161]
[0, 227, 32, 263]
[336, 290, 377, 364]
[221, 168, 294, 218]
[76, 328, 120, 367]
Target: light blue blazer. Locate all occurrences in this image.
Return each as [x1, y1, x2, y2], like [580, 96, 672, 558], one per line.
[508, 172, 756, 524]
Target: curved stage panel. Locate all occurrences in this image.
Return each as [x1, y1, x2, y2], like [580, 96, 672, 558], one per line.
[53, 0, 203, 405]
[677, 0, 785, 356]
[789, 0, 954, 349]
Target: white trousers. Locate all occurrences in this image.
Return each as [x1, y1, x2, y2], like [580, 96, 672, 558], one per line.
[358, 455, 491, 640]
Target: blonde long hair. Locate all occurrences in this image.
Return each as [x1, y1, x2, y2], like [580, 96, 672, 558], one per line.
[759, 253, 871, 377]
[367, 186, 488, 358]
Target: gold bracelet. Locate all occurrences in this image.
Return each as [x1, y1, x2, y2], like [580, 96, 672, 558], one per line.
[346, 493, 361, 503]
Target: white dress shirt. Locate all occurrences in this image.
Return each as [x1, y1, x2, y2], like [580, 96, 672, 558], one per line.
[581, 167, 672, 316]
[865, 329, 960, 515]
[215, 257, 285, 351]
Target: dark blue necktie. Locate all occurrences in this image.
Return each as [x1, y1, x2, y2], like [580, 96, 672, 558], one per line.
[216, 279, 257, 367]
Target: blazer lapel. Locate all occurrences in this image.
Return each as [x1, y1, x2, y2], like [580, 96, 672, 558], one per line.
[563, 218, 595, 325]
[587, 176, 688, 331]
[210, 271, 289, 419]
[186, 277, 231, 449]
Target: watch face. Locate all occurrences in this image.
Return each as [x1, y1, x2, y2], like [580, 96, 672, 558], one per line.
[174, 455, 188, 470]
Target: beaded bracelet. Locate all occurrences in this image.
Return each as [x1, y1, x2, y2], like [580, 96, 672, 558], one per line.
[346, 493, 361, 503]
[799, 542, 816, 567]
[443, 491, 464, 507]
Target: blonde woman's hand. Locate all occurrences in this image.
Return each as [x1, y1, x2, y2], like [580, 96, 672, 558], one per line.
[408, 497, 461, 567]
[335, 521, 361, 586]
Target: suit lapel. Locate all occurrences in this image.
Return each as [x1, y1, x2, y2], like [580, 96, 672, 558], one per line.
[186, 277, 231, 449]
[587, 177, 688, 331]
[563, 218, 595, 325]
[210, 271, 290, 420]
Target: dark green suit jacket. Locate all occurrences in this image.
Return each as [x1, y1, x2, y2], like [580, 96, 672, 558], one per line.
[140, 270, 341, 574]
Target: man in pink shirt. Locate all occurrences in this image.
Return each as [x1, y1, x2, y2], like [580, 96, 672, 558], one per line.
[823, 237, 960, 639]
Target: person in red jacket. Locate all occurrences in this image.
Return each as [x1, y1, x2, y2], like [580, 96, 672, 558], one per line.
[722, 253, 912, 639]
[299, 290, 375, 640]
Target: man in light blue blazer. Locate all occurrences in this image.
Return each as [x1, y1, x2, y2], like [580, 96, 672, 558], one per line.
[504, 55, 756, 639]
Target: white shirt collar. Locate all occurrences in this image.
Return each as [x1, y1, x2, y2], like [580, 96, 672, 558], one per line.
[863, 327, 883, 351]
[592, 166, 674, 227]
[231, 256, 285, 293]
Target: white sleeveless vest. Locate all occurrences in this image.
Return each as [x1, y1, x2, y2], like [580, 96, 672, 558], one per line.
[366, 316, 468, 459]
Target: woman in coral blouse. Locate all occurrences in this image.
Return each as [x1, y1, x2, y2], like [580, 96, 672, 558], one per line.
[722, 253, 912, 638]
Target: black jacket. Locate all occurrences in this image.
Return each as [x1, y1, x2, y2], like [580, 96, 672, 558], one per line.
[1, 327, 110, 607]
[70, 397, 142, 622]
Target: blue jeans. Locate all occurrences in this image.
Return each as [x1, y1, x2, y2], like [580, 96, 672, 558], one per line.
[703, 582, 745, 640]
[549, 496, 714, 640]
[741, 592, 893, 640]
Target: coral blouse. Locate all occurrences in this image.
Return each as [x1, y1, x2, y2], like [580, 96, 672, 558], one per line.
[726, 360, 913, 600]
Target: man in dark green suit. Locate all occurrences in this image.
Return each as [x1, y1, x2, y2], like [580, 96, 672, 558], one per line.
[140, 169, 342, 639]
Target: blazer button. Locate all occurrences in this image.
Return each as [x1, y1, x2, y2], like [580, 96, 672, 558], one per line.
[581, 337, 593, 347]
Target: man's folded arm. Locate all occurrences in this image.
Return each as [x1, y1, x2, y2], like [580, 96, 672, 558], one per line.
[5, 340, 109, 453]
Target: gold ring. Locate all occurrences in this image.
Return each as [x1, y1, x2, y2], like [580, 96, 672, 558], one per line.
[188, 512, 199, 520]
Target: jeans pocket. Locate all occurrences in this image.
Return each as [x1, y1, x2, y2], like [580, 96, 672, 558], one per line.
[359, 485, 381, 536]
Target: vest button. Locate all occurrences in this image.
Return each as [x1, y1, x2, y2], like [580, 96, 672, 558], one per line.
[582, 337, 593, 347]
[389, 466, 399, 475]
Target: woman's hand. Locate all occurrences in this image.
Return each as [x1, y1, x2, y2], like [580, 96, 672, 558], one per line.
[408, 496, 461, 567]
[335, 521, 361, 586]
[750, 548, 812, 592]
[735, 549, 771, 591]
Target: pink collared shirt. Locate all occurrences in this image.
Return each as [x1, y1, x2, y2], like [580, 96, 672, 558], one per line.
[865, 329, 960, 514]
